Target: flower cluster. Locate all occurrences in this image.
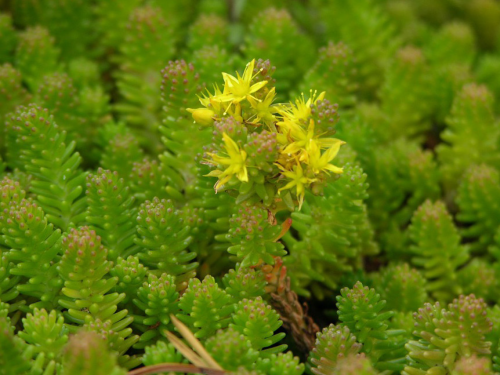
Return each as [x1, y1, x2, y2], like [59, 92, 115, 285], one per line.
[189, 59, 344, 209]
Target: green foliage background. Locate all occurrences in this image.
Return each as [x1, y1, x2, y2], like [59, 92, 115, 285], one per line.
[0, 0, 500, 374]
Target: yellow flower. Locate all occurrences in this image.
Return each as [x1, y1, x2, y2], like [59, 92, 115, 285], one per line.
[247, 87, 277, 126]
[278, 90, 326, 124]
[205, 133, 248, 192]
[277, 162, 316, 209]
[199, 85, 224, 107]
[308, 139, 345, 175]
[197, 85, 226, 116]
[216, 59, 268, 104]
[278, 118, 341, 160]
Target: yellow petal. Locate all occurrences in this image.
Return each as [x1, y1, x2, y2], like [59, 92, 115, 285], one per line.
[308, 139, 321, 157]
[296, 183, 305, 197]
[278, 180, 297, 193]
[281, 170, 297, 179]
[205, 170, 222, 177]
[317, 138, 344, 149]
[316, 91, 326, 103]
[222, 72, 239, 87]
[222, 133, 241, 158]
[212, 94, 235, 103]
[325, 164, 344, 174]
[237, 167, 249, 182]
[297, 190, 305, 210]
[242, 59, 256, 82]
[275, 163, 287, 172]
[264, 87, 277, 105]
[276, 133, 289, 145]
[283, 142, 304, 155]
[322, 140, 346, 162]
[215, 174, 232, 192]
[249, 80, 268, 94]
[246, 94, 259, 109]
[307, 119, 315, 133]
[209, 154, 232, 166]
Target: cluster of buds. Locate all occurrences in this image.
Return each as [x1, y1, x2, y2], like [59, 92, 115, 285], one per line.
[188, 59, 345, 210]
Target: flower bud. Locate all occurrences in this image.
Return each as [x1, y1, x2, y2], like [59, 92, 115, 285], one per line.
[187, 107, 215, 126]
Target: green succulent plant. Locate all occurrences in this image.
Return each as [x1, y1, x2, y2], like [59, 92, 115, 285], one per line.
[0, 2, 499, 374]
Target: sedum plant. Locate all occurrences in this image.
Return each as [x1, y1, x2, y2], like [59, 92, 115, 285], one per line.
[14, 25, 60, 91]
[0, 63, 31, 129]
[373, 262, 428, 313]
[299, 41, 358, 109]
[1, 2, 500, 374]
[407, 200, 469, 301]
[437, 84, 499, 194]
[85, 168, 138, 261]
[283, 163, 377, 298]
[61, 331, 126, 375]
[243, 8, 315, 97]
[57, 227, 139, 368]
[135, 197, 197, 288]
[457, 165, 500, 253]
[18, 308, 68, 372]
[5, 105, 87, 231]
[205, 328, 259, 371]
[0, 13, 17, 64]
[178, 275, 233, 339]
[132, 272, 178, 348]
[403, 294, 492, 374]
[2, 199, 62, 310]
[316, 0, 400, 97]
[336, 281, 406, 372]
[188, 59, 345, 211]
[309, 324, 363, 375]
[114, 5, 176, 153]
[379, 46, 434, 139]
[231, 296, 287, 354]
